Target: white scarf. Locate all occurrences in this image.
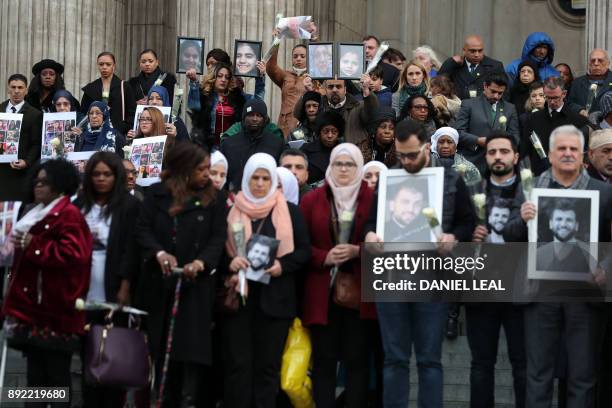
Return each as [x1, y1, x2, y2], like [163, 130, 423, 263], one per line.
[291, 66, 308, 76]
[14, 196, 64, 235]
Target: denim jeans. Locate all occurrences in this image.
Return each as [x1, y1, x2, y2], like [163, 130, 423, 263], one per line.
[465, 303, 526, 408]
[376, 302, 448, 408]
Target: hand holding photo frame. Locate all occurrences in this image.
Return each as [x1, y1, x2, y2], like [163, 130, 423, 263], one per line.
[234, 40, 262, 78]
[308, 42, 334, 80]
[527, 188, 599, 282]
[176, 37, 205, 74]
[337, 43, 365, 80]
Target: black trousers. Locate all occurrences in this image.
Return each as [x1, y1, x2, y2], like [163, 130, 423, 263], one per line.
[310, 300, 374, 408]
[525, 303, 604, 408]
[25, 348, 72, 408]
[465, 303, 526, 408]
[220, 289, 292, 408]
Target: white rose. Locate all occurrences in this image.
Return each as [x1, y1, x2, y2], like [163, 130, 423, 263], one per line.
[520, 168, 533, 182]
[75, 298, 85, 311]
[49, 137, 61, 147]
[498, 115, 507, 125]
[455, 163, 468, 175]
[293, 129, 305, 140]
[590, 83, 598, 91]
[340, 210, 354, 222]
[472, 193, 486, 209]
[231, 222, 245, 233]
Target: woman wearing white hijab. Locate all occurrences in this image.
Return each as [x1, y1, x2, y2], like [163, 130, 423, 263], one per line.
[221, 153, 310, 408]
[299, 143, 378, 408]
[362, 160, 388, 190]
[210, 150, 229, 190]
[276, 166, 300, 205]
[430, 126, 480, 185]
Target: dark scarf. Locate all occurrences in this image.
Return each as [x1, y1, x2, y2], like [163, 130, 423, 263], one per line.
[134, 67, 166, 100]
[81, 101, 116, 151]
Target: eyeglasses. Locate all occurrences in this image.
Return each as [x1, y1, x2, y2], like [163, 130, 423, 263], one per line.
[88, 111, 103, 117]
[411, 105, 429, 111]
[138, 117, 153, 123]
[331, 161, 357, 169]
[544, 95, 563, 101]
[395, 144, 426, 161]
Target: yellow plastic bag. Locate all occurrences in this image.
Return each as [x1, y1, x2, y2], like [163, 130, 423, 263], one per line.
[281, 318, 315, 408]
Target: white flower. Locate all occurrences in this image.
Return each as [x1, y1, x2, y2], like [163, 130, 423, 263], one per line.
[469, 90, 477, 98]
[590, 83, 598, 91]
[122, 145, 132, 159]
[498, 115, 507, 125]
[422, 207, 435, 219]
[472, 193, 486, 209]
[531, 108, 539, 113]
[455, 163, 468, 175]
[75, 298, 85, 311]
[231, 222, 245, 233]
[520, 168, 533, 182]
[340, 210, 354, 222]
[49, 137, 61, 147]
[293, 129, 305, 140]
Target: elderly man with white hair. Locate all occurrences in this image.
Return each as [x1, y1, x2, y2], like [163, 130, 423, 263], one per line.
[504, 124, 612, 408]
[568, 48, 612, 115]
[587, 129, 612, 183]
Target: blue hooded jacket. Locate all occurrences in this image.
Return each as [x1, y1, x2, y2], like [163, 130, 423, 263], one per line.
[506, 32, 560, 86]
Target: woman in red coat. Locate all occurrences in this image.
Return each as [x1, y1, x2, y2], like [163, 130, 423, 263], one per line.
[299, 143, 377, 408]
[3, 158, 92, 396]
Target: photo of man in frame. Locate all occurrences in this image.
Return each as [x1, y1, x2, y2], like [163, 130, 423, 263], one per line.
[384, 177, 431, 242]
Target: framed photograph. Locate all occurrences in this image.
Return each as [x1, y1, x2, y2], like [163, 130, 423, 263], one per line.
[337, 43, 365, 80]
[245, 234, 280, 285]
[41, 112, 77, 160]
[308, 42, 334, 79]
[0, 113, 23, 163]
[176, 37, 205, 74]
[129, 135, 168, 186]
[233, 40, 262, 78]
[133, 105, 172, 131]
[528, 188, 599, 281]
[376, 168, 444, 246]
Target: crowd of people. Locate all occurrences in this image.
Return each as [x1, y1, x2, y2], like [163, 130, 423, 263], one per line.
[1, 26, 612, 408]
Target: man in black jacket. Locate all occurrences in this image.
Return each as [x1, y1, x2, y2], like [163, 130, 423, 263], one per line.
[438, 35, 507, 100]
[523, 77, 593, 175]
[504, 124, 612, 408]
[364, 120, 476, 407]
[221, 99, 284, 191]
[0, 74, 43, 201]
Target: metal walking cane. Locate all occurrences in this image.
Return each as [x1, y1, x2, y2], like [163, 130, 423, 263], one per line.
[156, 268, 184, 408]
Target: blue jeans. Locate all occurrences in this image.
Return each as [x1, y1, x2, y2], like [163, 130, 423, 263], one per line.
[376, 302, 448, 408]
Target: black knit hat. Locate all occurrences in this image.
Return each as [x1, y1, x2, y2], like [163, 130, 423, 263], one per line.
[32, 59, 64, 76]
[303, 91, 322, 105]
[374, 106, 397, 125]
[316, 110, 345, 137]
[242, 99, 268, 120]
[517, 60, 540, 82]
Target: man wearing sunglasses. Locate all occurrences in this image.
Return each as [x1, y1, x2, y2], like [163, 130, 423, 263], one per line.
[364, 119, 476, 408]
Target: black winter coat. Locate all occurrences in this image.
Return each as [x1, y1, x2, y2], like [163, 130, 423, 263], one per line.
[134, 183, 227, 364]
[301, 139, 334, 185]
[220, 127, 285, 192]
[0, 100, 42, 201]
[74, 193, 140, 302]
[81, 75, 136, 134]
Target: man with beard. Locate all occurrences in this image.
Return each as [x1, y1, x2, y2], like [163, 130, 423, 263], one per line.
[455, 73, 520, 175]
[364, 119, 476, 408]
[587, 129, 612, 183]
[536, 200, 591, 273]
[221, 99, 285, 191]
[504, 124, 612, 408]
[296, 75, 378, 145]
[468, 132, 526, 408]
[386, 180, 430, 242]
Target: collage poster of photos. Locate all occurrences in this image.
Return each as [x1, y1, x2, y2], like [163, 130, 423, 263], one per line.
[129, 135, 167, 186]
[0, 113, 23, 163]
[0, 201, 21, 267]
[41, 112, 77, 159]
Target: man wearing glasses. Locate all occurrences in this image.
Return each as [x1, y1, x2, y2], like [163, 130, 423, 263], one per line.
[568, 48, 612, 115]
[523, 77, 593, 175]
[364, 120, 476, 408]
[455, 72, 520, 175]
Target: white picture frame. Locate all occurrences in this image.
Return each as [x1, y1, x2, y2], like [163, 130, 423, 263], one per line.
[133, 105, 172, 131]
[129, 135, 168, 186]
[0, 113, 23, 163]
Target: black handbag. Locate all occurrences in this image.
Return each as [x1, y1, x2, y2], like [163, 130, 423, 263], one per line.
[83, 310, 151, 389]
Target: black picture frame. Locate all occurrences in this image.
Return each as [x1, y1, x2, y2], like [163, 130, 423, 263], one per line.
[176, 36, 205, 74]
[337, 42, 365, 80]
[308, 42, 334, 80]
[233, 40, 262, 78]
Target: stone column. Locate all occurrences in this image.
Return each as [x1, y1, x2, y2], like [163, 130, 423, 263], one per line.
[0, 0, 127, 101]
[586, 0, 611, 54]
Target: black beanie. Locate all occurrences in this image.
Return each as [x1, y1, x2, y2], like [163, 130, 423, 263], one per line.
[316, 110, 345, 137]
[374, 106, 397, 126]
[303, 91, 322, 105]
[242, 99, 268, 120]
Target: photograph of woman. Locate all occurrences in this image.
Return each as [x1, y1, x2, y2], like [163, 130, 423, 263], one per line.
[177, 38, 204, 74]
